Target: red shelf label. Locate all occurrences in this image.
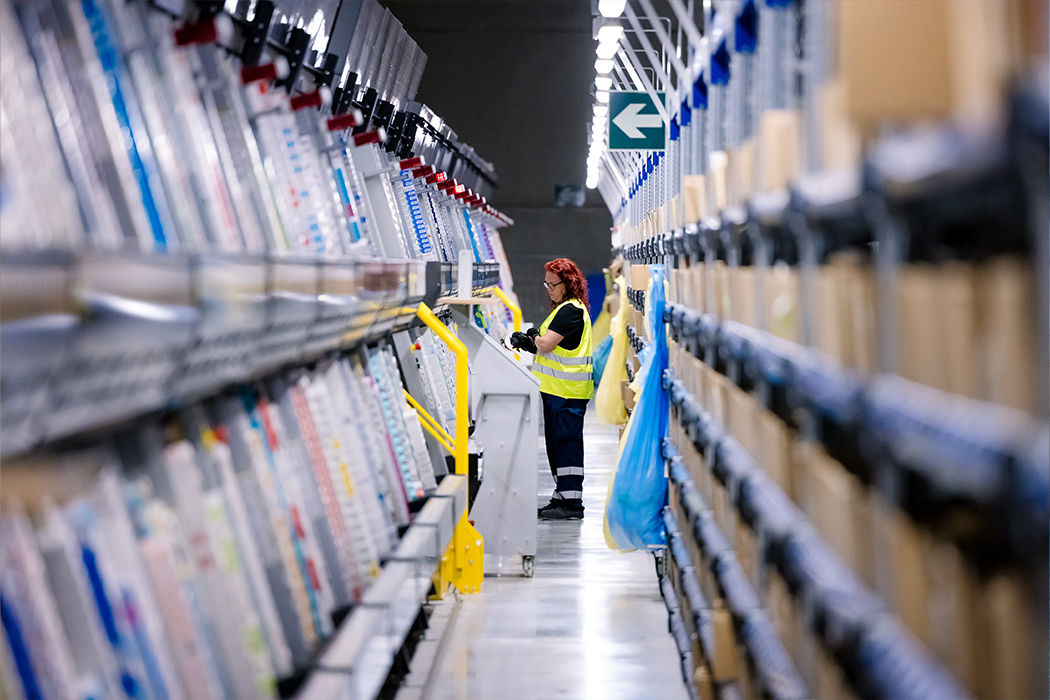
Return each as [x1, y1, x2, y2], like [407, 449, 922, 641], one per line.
[241, 63, 277, 85]
[175, 19, 217, 46]
[353, 130, 384, 147]
[327, 114, 358, 131]
[290, 91, 323, 111]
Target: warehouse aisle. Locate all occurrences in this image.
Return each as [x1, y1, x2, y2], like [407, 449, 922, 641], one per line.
[425, 407, 688, 700]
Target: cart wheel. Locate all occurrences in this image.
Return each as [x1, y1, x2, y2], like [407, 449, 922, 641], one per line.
[522, 555, 535, 578]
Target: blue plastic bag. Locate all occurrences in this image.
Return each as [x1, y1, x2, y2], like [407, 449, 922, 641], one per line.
[592, 334, 613, 388]
[605, 264, 669, 550]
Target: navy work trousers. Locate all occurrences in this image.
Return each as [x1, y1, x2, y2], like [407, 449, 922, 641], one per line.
[541, 392, 587, 510]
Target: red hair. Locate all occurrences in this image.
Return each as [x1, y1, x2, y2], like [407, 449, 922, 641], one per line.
[545, 258, 588, 309]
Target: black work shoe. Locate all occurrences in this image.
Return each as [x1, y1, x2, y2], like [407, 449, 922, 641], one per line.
[539, 505, 583, 520]
[538, 501, 566, 516]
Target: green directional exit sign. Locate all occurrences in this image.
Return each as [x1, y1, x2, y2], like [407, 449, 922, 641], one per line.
[608, 91, 665, 151]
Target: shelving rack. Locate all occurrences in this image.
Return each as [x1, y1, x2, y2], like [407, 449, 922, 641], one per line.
[0, 1, 521, 700]
[590, 1, 1048, 699]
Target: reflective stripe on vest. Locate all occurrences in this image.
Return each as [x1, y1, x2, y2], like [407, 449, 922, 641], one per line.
[532, 298, 594, 400]
[534, 364, 593, 382]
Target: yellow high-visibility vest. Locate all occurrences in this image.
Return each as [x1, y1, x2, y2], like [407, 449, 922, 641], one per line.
[533, 299, 594, 400]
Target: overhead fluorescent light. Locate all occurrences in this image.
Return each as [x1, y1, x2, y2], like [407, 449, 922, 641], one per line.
[594, 59, 614, 74]
[597, 25, 624, 45]
[596, 42, 618, 60]
[598, 0, 626, 19]
[595, 76, 613, 91]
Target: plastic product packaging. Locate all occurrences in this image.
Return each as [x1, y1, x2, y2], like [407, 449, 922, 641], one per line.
[595, 276, 629, 426]
[604, 265, 670, 551]
[592, 335, 613, 388]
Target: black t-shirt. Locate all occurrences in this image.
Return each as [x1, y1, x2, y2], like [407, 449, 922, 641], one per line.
[546, 304, 585, 351]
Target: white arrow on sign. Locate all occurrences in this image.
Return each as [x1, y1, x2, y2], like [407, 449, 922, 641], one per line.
[612, 102, 663, 139]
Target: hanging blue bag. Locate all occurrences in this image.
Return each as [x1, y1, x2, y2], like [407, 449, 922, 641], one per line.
[605, 264, 669, 550]
[592, 334, 613, 388]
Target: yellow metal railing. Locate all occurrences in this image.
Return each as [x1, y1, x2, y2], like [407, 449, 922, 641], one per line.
[414, 302, 483, 595]
[488, 286, 521, 333]
[415, 303, 469, 475]
[485, 286, 522, 362]
[404, 389, 455, 455]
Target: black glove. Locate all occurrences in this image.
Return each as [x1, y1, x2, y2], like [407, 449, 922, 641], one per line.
[526, 327, 539, 340]
[509, 331, 537, 353]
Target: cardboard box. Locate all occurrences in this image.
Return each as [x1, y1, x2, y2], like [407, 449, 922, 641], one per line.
[689, 265, 706, 313]
[766, 571, 799, 670]
[727, 384, 759, 461]
[818, 77, 863, 172]
[869, 492, 900, 610]
[693, 665, 715, 700]
[804, 445, 872, 582]
[815, 264, 847, 365]
[684, 174, 707, 224]
[709, 372, 728, 432]
[925, 541, 980, 691]
[889, 509, 932, 647]
[631, 264, 648, 292]
[697, 358, 710, 411]
[896, 262, 980, 398]
[621, 381, 636, 411]
[727, 138, 758, 209]
[735, 645, 754, 700]
[713, 261, 729, 320]
[791, 440, 815, 519]
[710, 603, 738, 682]
[725, 265, 739, 323]
[852, 486, 876, 588]
[733, 266, 757, 328]
[896, 265, 944, 390]
[979, 256, 1037, 412]
[698, 547, 720, 608]
[970, 570, 1045, 700]
[759, 110, 801, 192]
[843, 258, 879, 373]
[840, 0, 1022, 134]
[735, 521, 762, 594]
[708, 151, 729, 215]
[711, 477, 731, 546]
[758, 409, 795, 501]
[686, 440, 713, 509]
[792, 599, 818, 691]
[940, 262, 980, 399]
[765, 264, 800, 343]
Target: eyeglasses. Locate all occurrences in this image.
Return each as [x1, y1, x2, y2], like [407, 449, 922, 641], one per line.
[543, 280, 564, 291]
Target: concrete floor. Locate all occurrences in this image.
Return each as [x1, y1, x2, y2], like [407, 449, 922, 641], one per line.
[425, 406, 689, 700]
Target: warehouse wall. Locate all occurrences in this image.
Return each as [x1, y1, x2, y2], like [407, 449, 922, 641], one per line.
[383, 0, 613, 323]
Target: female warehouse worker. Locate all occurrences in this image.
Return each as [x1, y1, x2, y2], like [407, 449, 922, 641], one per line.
[510, 258, 593, 521]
